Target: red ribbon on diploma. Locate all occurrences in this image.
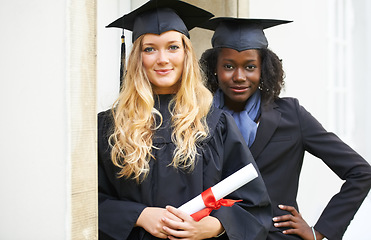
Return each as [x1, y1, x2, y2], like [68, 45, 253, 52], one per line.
[190, 187, 242, 221]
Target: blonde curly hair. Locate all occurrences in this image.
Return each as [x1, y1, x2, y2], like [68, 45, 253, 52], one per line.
[109, 33, 213, 183]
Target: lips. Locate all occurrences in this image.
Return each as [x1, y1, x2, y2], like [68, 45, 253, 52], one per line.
[155, 69, 172, 75]
[231, 86, 250, 93]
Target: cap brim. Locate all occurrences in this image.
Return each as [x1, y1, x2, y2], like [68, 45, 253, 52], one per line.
[106, 0, 214, 31]
[200, 17, 292, 31]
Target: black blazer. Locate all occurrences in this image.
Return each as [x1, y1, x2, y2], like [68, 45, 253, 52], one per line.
[250, 97, 371, 240]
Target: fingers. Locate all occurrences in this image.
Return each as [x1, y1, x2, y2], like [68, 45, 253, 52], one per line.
[273, 215, 294, 223]
[281, 228, 300, 235]
[273, 205, 299, 228]
[278, 204, 299, 216]
[163, 206, 194, 231]
[156, 231, 170, 239]
[272, 205, 314, 239]
[162, 207, 224, 239]
[273, 218, 296, 228]
[162, 206, 198, 239]
[160, 216, 184, 239]
[161, 206, 187, 237]
[163, 207, 183, 222]
[281, 225, 315, 239]
[273, 204, 301, 222]
[165, 205, 193, 221]
[163, 225, 188, 239]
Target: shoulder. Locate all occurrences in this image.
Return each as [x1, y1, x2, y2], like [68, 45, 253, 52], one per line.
[203, 107, 227, 140]
[275, 97, 314, 116]
[98, 109, 113, 120]
[98, 109, 114, 125]
[206, 106, 223, 123]
[274, 97, 300, 108]
[206, 106, 234, 132]
[266, 97, 306, 115]
[98, 109, 114, 140]
[262, 97, 317, 126]
[205, 106, 242, 140]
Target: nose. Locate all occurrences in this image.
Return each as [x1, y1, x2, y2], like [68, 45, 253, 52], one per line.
[156, 50, 169, 65]
[233, 68, 246, 82]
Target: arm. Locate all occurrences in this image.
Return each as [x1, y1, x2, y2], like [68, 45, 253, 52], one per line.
[99, 158, 183, 239]
[296, 99, 371, 239]
[98, 161, 147, 239]
[97, 111, 148, 239]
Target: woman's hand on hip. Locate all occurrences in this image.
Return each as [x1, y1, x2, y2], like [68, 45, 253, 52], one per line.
[273, 205, 324, 240]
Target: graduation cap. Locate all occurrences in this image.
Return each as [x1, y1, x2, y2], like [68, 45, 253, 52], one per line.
[106, 0, 214, 87]
[200, 17, 292, 51]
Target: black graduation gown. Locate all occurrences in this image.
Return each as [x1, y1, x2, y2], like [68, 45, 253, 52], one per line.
[98, 94, 272, 240]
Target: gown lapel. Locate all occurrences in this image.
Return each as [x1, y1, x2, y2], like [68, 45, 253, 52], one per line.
[250, 102, 281, 159]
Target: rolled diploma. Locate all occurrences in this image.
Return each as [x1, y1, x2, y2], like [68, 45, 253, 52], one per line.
[178, 163, 258, 215]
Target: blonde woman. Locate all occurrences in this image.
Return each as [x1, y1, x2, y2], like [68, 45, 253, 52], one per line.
[98, 1, 271, 240]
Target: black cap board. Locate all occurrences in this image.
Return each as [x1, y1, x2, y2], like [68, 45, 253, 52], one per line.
[200, 17, 292, 51]
[106, 0, 214, 42]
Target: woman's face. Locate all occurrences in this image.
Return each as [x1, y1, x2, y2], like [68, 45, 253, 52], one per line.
[216, 48, 261, 111]
[142, 30, 185, 94]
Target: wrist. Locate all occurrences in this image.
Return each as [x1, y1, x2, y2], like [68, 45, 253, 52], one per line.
[200, 216, 224, 238]
[312, 226, 325, 240]
[135, 207, 150, 227]
[214, 229, 225, 238]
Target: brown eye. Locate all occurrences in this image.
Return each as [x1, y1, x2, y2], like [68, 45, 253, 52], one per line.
[224, 64, 234, 70]
[246, 65, 257, 71]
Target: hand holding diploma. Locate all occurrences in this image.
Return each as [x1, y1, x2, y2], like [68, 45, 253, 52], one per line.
[178, 163, 258, 221]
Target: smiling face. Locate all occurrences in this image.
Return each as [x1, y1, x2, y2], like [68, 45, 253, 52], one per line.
[216, 48, 261, 112]
[141, 30, 185, 94]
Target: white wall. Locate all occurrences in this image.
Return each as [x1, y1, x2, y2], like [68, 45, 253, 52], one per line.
[0, 0, 68, 238]
[0, 0, 97, 239]
[97, 0, 123, 112]
[97, 0, 146, 113]
[353, 0, 371, 170]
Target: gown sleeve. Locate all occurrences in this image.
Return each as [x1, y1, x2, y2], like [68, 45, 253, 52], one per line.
[208, 111, 272, 240]
[97, 111, 147, 240]
[296, 99, 371, 240]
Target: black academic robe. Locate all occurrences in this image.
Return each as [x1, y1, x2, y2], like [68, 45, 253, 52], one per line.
[98, 94, 272, 240]
[249, 97, 371, 240]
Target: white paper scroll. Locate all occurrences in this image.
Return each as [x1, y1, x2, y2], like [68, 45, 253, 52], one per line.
[178, 163, 258, 215]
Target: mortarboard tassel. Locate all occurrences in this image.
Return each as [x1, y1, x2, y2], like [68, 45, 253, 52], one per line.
[120, 30, 126, 89]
